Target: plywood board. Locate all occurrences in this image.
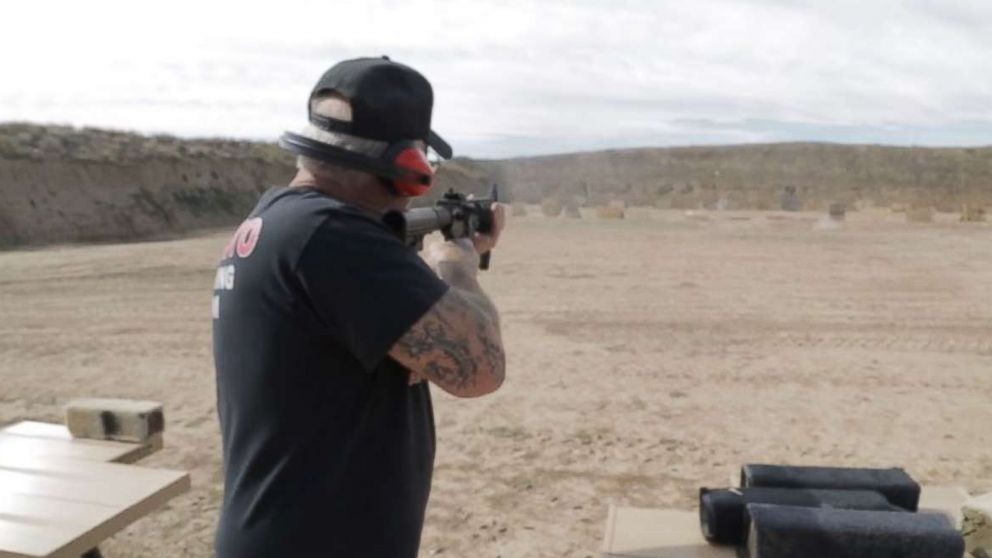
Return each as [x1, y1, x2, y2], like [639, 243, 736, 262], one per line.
[0, 456, 189, 558]
[1, 422, 72, 440]
[0, 422, 161, 464]
[601, 506, 734, 558]
[920, 485, 970, 528]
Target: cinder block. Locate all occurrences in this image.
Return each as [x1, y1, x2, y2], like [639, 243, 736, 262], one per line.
[963, 492, 992, 556]
[65, 398, 164, 443]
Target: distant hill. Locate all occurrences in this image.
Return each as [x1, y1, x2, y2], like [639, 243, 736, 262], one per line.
[0, 124, 493, 248]
[484, 143, 992, 210]
[1, 124, 990, 248]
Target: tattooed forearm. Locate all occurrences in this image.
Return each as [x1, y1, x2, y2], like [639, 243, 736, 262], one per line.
[390, 289, 505, 397]
[395, 299, 480, 390]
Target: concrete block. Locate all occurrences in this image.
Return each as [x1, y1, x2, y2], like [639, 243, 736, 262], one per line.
[963, 492, 992, 556]
[596, 206, 625, 219]
[65, 398, 164, 443]
[563, 200, 581, 218]
[919, 485, 970, 528]
[906, 206, 934, 223]
[540, 198, 563, 217]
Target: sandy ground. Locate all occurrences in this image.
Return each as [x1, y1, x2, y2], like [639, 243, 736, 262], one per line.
[2, 208, 991, 557]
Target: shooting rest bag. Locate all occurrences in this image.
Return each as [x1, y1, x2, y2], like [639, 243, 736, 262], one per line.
[745, 504, 965, 558]
[699, 487, 900, 545]
[741, 464, 921, 511]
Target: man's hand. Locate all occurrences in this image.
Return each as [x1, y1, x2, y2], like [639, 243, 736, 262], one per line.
[472, 201, 506, 255]
[421, 202, 506, 286]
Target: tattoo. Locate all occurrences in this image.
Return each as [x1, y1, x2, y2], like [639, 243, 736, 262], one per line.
[391, 289, 504, 395]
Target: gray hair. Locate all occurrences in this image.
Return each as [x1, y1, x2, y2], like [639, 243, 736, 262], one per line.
[295, 94, 388, 182]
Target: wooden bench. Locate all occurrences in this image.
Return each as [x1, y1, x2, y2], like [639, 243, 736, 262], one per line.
[0, 421, 189, 558]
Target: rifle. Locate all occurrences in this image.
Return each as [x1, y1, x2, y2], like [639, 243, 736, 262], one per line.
[382, 184, 500, 270]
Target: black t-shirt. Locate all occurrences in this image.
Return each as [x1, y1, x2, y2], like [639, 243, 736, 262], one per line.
[212, 187, 449, 558]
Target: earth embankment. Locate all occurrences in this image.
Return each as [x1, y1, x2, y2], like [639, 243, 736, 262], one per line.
[3, 124, 990, 248]
[0, 124, 495, 248]
[489, 143, 992, 210]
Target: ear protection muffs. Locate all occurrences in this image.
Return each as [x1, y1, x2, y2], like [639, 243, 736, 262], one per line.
[279, 132, 434, 197]
[381, 140, 434, 197]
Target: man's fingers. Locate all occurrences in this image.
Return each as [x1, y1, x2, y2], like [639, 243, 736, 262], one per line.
[472, 202, 505, 255]
[472, 234, 493, 255]
[493, 202, 506, 236]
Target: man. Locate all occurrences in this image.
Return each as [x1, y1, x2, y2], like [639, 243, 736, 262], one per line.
[213, 57, 506, 557]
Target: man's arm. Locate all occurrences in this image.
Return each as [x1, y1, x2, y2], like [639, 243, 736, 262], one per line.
[389, 206, 506, 398]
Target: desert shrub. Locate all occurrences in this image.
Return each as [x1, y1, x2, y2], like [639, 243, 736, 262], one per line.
[961, 205, 986, 222]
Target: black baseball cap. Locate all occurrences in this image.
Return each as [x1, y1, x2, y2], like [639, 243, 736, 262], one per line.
[308, 56, 452, 159]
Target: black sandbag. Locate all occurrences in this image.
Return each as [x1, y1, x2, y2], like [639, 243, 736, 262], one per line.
[745, 504, 964, 558]
[741, 464, 921, 511]
[699, 487, 900, 545]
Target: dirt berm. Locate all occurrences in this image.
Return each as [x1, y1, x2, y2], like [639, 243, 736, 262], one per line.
[490, 143, 992, 209]
[0, 124, 496, 249]
[4, 123, 990, 248]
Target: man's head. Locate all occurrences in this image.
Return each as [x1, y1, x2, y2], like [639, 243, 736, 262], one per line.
[283, 57, 451, 211]
[294, 93, 392, 192]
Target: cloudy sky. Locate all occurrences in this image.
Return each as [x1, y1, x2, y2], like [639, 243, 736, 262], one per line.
[2, 0, 991, 158]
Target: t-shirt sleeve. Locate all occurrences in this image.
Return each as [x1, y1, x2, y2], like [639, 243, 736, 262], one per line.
[296, 212, 450, 371]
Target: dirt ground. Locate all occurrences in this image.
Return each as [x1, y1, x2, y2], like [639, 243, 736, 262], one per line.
[2, 208, 991, 557]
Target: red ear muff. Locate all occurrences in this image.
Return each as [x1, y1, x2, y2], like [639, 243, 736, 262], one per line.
[387, 142, 434, 197]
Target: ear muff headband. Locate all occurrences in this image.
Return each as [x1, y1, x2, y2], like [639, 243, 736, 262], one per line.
[279, 132, 433, 196]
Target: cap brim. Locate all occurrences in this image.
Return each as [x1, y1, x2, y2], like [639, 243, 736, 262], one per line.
[428, 130, 453, 159]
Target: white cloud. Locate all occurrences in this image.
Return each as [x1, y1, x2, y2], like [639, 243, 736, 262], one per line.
[1, 0, 990, 157]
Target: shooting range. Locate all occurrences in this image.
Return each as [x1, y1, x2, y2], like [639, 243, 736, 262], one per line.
[3, 1, 992, 556]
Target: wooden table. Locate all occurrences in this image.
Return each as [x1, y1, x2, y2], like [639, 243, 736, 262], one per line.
[0, 421, 190, 558]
